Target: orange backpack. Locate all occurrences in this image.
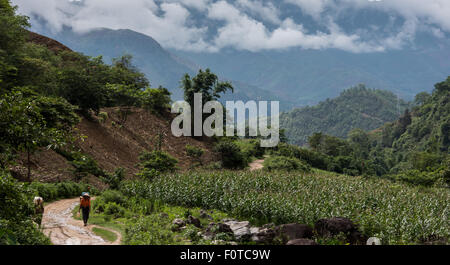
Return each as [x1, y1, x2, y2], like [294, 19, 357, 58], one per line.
[80, 196, 91, 208]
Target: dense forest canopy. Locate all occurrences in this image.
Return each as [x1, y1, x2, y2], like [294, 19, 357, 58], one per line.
[279, 78, 449, 186]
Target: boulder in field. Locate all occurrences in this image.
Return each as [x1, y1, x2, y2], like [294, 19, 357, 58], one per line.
[275, 223, 314, 243]
[314, 217, 367, 245]
[224, 220, 252, 241]
[187, 215, 202, 228]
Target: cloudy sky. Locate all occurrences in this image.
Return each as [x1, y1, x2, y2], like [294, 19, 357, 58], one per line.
[12, 0, 450, 53]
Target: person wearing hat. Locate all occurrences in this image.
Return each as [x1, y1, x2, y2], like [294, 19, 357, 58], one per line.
[79, 192, 91, 226]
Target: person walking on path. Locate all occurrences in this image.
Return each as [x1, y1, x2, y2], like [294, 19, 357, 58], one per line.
[79, 192, 91, 226]
[33, 196, 44, 227]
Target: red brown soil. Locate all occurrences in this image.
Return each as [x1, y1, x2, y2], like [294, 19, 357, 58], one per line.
[13, 107, 218, 183]
[27, 31, 72, 53]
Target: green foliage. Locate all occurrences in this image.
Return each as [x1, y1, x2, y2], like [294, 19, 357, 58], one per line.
[214, 141, 246, 169]
[185, 144, 204, 165]
[101, 168, 125, 190]
[182, 68, 233, 107]
[235, 139, 265, 159]
[0, 0, 29, 88]
[0, 170, 50, 245]
[92, 227, 117, 242]
[138, 150, 178, 180]
[304, 77, 450, 185]
[27, 181, 93, 201]
[124, 214, 176, 245]
[141, 86, 172, 114]
[101, 190, 126, 205]
[388, 170, 442, 187]
[67, 152, 104, 180]
[0, 88, 79, 176]
[121, 170, 449, 244]
[280, 85, 410, 146]
[270, 143, 329, 170]
[104, 202, 126, 218]
[181, 69, 233, 135]
[263, 156, 311, 172]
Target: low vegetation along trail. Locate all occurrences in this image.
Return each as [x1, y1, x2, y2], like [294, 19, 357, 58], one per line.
[42, 197, 121, 245]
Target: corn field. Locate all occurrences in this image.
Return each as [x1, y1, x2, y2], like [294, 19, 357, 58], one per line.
[121, 170, 449, 244]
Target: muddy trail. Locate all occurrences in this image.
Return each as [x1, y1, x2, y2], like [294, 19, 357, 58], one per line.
[42, 198, 121, 245]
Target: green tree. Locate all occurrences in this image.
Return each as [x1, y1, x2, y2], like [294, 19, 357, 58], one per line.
[0, 88, 78, 179]
[0, 0, 29, 88]
[181, 69, 233, 136]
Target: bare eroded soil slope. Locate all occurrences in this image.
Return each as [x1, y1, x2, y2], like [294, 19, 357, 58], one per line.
[12, 107, 218, 182]
[10, 32, 217, 183]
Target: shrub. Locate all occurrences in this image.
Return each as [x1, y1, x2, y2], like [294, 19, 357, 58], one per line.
[235, 139, 265, 160]
[104, 202, 126, 218]
[263, 156, 311, 172]
[70, 153, 104, 179]
[141, 87, 171, 114]
[28, 182, 58, 201]
[214, 141, 246, 169]
[389, 170, 441, 187]
[138, 150, 178, 173]
[185, 145, 204, 165]
[0, 171, 50, 245]
[272, 143, 328, 169]
[138, 168, 160, 181]
[101, 190, 125, 205]
[27, 181, 90, 201]
[101, 167, 125, 190]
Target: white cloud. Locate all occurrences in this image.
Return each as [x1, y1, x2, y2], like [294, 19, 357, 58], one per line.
[235, 0, 282, 24]
[11, 0, 450, 53]
[208, 1, 384, 52]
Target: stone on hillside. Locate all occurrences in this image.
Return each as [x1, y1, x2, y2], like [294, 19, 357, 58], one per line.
[224, 220, 252, 241]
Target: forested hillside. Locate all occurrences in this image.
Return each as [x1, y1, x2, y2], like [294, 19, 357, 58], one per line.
[281, 78, 449, 186]
[280, 85, 411, 146]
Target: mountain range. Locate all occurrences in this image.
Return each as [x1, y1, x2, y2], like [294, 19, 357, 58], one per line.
[33, 25, 449, 112]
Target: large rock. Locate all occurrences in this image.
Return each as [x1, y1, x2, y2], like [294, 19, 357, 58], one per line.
[203, 222, 234, 240]
[224, 220, 252, 241]
[187, 215, 202, 228]
[253, 227, 278, 244]
[286, 239, 318, 245]
[275, 223, 314, 243]
[314, 217, 366, 244]
[172, 218, 185, 227]
[172, 218, 186, 232]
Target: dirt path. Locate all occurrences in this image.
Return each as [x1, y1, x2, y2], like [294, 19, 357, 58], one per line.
[249, 159, 265, 171]
[42, 197, 121, 245]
